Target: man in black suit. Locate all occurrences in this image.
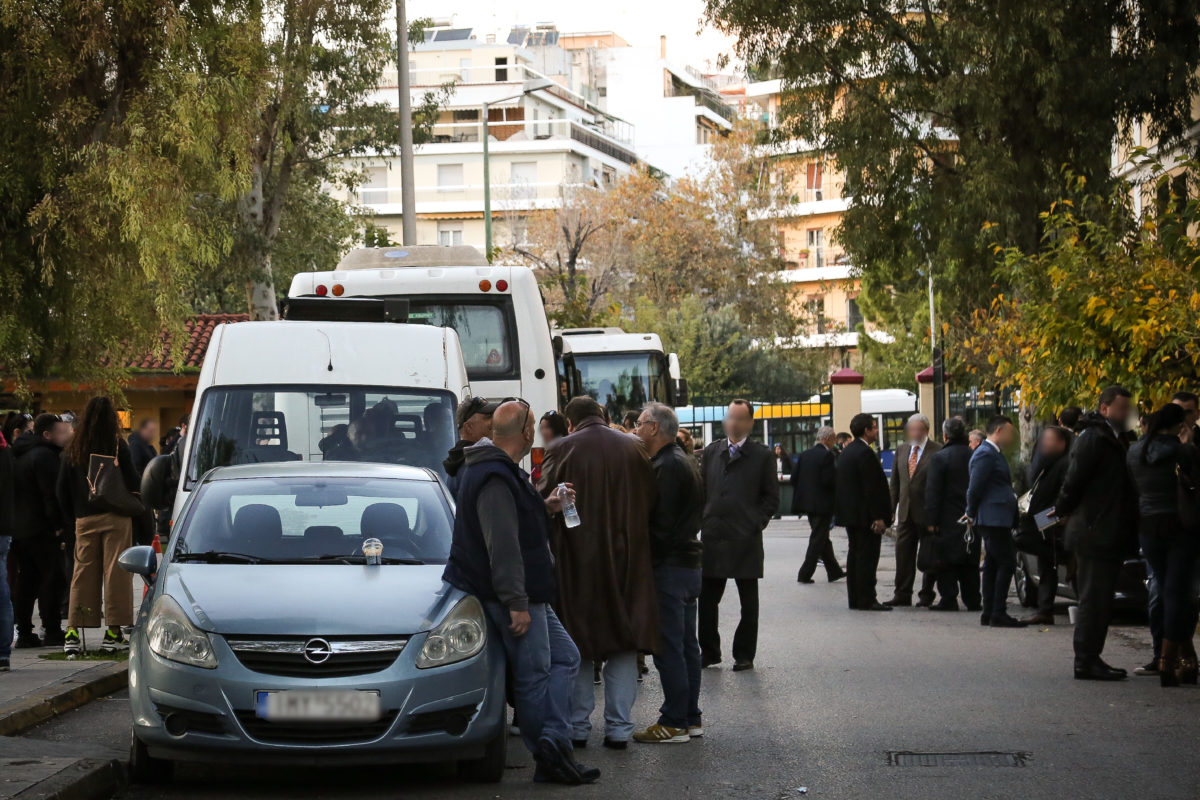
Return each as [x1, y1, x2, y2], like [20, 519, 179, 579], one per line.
[887, 413, 942, 607]
[699, 400, 778, 671]
[791, 426, 844, 583]
[834, 413, 893, 611]
[924, 416, 981, 611]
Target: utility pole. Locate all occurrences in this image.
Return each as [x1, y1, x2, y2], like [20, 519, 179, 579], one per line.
[396, 0, 416, 246]
[928, 262, 946, 432]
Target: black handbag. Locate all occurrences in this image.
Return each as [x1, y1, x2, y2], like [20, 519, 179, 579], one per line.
[87, 453, 145, 517]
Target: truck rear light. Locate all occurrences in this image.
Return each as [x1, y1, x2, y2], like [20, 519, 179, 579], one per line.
[531, 447, 545, 466]
[331, 283, 345, 296]
[478, 280, 492, 292]
[315, 284, 328, 296]
[496, 279, 509, 292]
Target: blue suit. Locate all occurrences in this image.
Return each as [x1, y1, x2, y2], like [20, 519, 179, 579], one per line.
[966, 440, 1019, 623]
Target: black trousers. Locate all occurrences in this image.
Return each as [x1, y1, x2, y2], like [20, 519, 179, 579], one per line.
[699, 577, 759, 664]
[934, 538, 983, 609]
[893, 519, 937, 603]
[798, 514, 842, 581]
[845, 526, 882, 609]
[12, 536, 65, 635]
[1034, 546, 1058, 615]
[1073, 555, 1122, 665]
[979, 526, 1017, 621]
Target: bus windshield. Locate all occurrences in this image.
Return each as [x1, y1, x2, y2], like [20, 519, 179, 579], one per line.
[402, 298, 516, 381]
[574, 353, 669, 420]
[186, 385, 457, 485]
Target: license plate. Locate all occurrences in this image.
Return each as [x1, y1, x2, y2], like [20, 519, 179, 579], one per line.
[255, 690, 381, 722]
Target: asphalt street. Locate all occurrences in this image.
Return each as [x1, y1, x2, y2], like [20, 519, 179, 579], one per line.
[17, 518, 1200, 800]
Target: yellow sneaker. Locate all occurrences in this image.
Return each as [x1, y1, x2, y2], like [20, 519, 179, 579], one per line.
[633, 723, 690, 744]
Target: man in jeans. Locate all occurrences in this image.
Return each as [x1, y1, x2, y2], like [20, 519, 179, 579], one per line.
[633, 403, 704, 743]
[442, 401, 598, 785]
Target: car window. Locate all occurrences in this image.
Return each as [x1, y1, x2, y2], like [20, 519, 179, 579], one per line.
[175, 477, 452, 564]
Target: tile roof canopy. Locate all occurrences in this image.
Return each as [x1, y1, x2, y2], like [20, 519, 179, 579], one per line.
[128, 314, 248, 371]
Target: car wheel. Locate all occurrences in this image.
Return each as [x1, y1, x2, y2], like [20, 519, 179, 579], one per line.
[457, 725, 507, 783]
[128, 730, 174, 784]
[1014, 556, 1038, 608]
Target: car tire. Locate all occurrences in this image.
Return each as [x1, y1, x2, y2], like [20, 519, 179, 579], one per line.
[457, 725, 507, 783]
[1014, 555, 1038, 608]
[128, 730, 174, 784]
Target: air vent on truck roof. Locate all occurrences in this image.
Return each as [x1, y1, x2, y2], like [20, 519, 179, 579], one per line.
[335, 245, 489, 270]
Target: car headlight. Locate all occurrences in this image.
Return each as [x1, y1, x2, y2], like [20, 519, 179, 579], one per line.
[417, 595, 486, 669]
[147, 595, 218, 669]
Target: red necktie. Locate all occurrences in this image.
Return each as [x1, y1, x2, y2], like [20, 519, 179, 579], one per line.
[908, 444, 919, 478]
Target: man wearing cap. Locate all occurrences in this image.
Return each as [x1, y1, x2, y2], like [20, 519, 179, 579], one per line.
[444, 396, 499, 499]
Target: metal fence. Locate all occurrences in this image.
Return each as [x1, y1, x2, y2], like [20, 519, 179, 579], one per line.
[948, 386, 1021, 431]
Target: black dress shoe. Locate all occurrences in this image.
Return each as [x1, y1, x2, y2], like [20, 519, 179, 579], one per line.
[827, 569, 846, 583]
[927, 602, 960, 611]
[883, 598, 911, 607]
[1075, 661, 1128, 681]
[603, 738, 628, 750]
[1021, 613, 1054, 626]
[732, 660, 754, 672]
[701, 657, 722, 668]
[989, 615, 1028, 628]
[915, 598, 934, 608]
[534, 737, 583, 785]
[797, 575, 815, 584]
[862, 602, 894, 611]
[572, 739, 588, 749]
[980, 612, 991, 626]
[1097, 659, 1128, 676]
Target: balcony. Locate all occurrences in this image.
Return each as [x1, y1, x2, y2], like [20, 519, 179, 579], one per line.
[418, 117, 638, 165]
[353, 181, 599, 215]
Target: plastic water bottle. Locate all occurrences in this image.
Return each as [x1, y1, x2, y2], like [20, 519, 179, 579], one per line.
[558, 483, 581, 528]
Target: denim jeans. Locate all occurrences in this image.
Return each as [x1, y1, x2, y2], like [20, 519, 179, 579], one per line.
[1140, 529, 1198, 642]
[0, 536, 13, 660]
[571, 651, 638, 742]
[1146, 564, 1163, 660]
[483, 601, 580, 754]
[979, 526, 1017, 621]
[653, 566, 702, 729]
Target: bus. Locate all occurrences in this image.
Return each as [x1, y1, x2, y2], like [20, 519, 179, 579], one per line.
[287, 246, 563, 465]
[555, 328, 688, 422]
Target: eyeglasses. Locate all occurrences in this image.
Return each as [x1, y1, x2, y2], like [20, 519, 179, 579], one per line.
[634, 417, 655, 429]
[500, 397, 531, 433]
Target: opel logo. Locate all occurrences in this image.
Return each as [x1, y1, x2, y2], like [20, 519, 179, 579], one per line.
[303, 638, 332, 664]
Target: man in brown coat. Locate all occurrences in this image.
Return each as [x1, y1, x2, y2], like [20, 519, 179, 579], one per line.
[539, 396, 658, 749]
[886, 413, 942, 607]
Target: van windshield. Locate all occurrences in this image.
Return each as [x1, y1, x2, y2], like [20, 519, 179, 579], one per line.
[574, 353, 669, 420]
[186, 385, 457, 485]
[403, 297, 516, 381]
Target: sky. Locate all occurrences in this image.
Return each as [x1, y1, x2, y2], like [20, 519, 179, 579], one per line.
[405, 0, 740, 73]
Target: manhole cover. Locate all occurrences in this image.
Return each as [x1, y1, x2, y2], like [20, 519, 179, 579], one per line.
[888, 751, 1029, 767]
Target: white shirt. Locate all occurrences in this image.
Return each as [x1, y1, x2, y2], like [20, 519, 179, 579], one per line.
[909, 436, 929, 462]
[728, 436, 748, 450]
[982, 438, 1001, 453]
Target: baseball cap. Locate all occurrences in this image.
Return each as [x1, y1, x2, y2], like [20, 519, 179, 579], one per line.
[456, 396, 501, 428]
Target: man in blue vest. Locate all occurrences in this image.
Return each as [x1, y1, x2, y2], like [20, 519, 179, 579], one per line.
[443, 400, 598, 786]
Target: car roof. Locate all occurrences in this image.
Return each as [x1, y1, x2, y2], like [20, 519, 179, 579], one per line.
[199, 461, 438, 483]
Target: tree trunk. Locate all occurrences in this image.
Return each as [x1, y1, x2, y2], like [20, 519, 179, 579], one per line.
[239, 158, 279, 320]
[245, 257, 279, 321]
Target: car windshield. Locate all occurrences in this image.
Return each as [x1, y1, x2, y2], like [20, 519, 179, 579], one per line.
[175, 476, 453, 564]
[574, 353, 669, 420]
[187, 385, 457, 485]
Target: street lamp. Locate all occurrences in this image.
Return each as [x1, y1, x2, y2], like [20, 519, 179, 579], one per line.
[482, 77, 554, 260]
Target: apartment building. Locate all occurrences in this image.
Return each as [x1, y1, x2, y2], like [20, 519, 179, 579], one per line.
[344, 25, 639, 249]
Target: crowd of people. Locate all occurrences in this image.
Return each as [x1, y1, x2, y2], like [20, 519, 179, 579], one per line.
[0, 401, 188, 669]
[788, 385, 1200, 685]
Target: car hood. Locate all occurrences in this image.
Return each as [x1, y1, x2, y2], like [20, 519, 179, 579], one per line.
[160, 563, 458, 636]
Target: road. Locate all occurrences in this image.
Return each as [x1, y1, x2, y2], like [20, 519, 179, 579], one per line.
[17, 519, 1200, 800]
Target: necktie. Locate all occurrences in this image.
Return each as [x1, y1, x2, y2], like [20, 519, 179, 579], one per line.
[729, 443, 740, 458]
[908, 444, 919, 478]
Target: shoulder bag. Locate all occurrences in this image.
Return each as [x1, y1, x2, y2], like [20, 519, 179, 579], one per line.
[87, 452, 145, 517]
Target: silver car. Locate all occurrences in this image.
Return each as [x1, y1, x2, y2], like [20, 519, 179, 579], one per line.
[119, 462, 506, 783]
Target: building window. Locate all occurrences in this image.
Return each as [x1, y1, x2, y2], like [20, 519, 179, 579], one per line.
[806, 298, 826, 334]
[437, 163, 464, 193]
[510, 161, 537, 199]
[460, 58, 471, 82]
[847, 297, 863, 331]
[495, 57, 508, 82]
[806, 162, 823, 202]
[437, 221, 464, 246]
[357, 166, 387, 204]
[807, 229, 825, 268]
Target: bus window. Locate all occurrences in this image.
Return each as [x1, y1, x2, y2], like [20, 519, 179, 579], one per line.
[574, 353, 669, 420]
[403, 298, 517, 381]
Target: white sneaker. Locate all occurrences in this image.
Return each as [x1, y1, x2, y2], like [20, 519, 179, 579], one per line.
[688, 725, 704, 738]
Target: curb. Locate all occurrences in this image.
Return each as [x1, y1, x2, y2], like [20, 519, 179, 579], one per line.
[10, 758, 125, 800]
[0, 661, 129, 737]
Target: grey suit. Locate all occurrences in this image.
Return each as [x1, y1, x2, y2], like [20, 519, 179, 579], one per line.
[889, 439, 942, 604]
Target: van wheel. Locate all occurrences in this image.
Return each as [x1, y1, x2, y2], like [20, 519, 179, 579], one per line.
[458, 726, 507, 783]
[129, 730, 173, 784]
[1014, 556, 1038, 608]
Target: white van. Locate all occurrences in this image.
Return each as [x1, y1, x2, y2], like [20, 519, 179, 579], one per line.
[175, 320, 470, 515]
[287, 245, 562, 467]
[557, 327, 688, 421]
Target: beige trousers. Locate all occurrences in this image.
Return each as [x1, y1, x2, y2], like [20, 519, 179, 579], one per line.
[68, 512, 133, 628]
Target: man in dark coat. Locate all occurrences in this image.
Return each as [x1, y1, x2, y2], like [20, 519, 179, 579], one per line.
[539, 396, 657, 748]
[834, 413, 893, 611]
[965, 415, 1023, 628]
[698, 400, 778, 672]
[443, 396, 499, 499]
[1019, 426, 1071, 626]
[0, 435, 15, 670]
[128, 418, 158, 477]
[11, 414, 71, 647]
[887, 413, 942, 607]
[924, 416, 981, 611]
[791, 426, 844, 583]
[1056, 385, 1137, 681]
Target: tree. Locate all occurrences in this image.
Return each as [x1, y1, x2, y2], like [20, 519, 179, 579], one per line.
[704, 0, 1200, 381]
[0, 0, 258, 390]
[963, 162, 1200, 410]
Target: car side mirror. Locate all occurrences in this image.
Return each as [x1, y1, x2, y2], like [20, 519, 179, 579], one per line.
[119, 545, 158, 577]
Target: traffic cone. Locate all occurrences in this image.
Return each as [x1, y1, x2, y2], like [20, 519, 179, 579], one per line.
[152, 533, 162, 554]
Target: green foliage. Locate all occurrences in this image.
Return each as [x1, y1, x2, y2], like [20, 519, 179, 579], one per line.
[705, 0, 1200, 384]
[965, 161, 1200, 409]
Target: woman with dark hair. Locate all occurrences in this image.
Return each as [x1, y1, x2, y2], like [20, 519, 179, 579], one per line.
[773, 443, 793, 479]
[4, 413, 33, 447]
[1127, 403, 1199, 686]
[55, 397, 140, 655]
